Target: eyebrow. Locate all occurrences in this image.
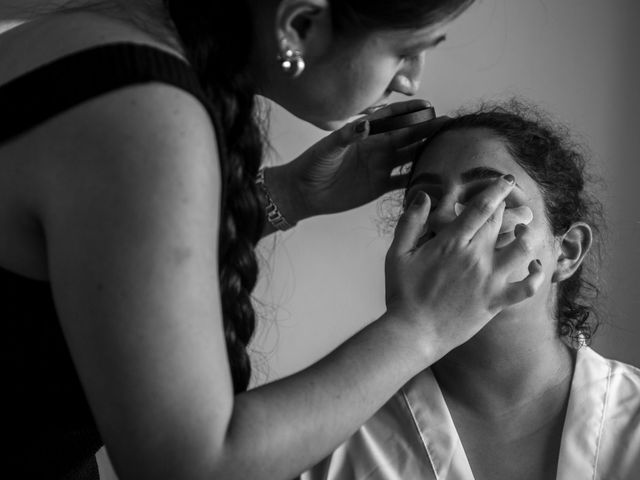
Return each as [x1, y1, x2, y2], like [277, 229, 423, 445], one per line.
[408, 167, 522, 189]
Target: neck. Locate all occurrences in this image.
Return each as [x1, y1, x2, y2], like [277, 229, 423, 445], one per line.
[432, 309, 574, 419]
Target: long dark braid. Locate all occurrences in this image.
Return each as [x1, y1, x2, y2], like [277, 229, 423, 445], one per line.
[164, 0, 265, 393]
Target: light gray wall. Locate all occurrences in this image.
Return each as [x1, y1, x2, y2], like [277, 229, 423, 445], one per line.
[251, 0, 640, 383]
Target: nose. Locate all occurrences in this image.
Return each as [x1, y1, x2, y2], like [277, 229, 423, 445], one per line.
[390, 53, 425, 96]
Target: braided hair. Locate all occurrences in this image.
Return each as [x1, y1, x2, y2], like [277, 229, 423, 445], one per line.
[164, 0, 265, 393]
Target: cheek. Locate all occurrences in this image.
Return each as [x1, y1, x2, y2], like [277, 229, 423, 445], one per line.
[299, 68, 386, 123]
[343, 56, 397, 104]
[307, 44, 399, 121]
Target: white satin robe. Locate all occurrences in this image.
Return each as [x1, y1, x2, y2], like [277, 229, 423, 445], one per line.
[301, 348, 640, 480]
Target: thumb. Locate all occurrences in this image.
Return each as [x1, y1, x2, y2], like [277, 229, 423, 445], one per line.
[317, 119, 369, 161]
[389, 191, 431, 255]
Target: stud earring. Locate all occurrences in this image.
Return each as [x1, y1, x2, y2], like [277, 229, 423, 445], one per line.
[277, 39, 305, 78]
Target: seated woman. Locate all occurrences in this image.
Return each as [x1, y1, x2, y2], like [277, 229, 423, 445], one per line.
[301, 100, 640, 480]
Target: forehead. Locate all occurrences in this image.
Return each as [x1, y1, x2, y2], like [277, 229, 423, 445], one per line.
[413, 128, 529, 182]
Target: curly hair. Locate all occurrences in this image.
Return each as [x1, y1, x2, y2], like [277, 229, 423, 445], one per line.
[386, 99, 603, 346]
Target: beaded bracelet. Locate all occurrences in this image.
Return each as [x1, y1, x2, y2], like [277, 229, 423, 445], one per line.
[255, 168, 294, 231]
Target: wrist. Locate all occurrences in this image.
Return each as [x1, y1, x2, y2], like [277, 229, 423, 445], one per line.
[261, 165, 308, 226]
[377, 310, 441, 370]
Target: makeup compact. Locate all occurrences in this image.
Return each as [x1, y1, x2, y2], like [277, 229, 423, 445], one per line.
[369, 105, 436, 135]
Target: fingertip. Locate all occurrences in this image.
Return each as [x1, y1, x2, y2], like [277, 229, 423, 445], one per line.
[528, 258, 542, 273]
[409, 191, 430, 210]
[514, 223, 527, 237]
[354, 119, 369, 138]
[502, 174, 516, 185]
[391, 192, 431, 254]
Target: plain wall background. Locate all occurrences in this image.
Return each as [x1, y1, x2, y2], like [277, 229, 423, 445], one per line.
[251, 0, 640, 384]
[98, 0, 639, 477]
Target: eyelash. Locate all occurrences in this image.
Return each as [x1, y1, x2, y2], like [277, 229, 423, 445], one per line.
[400, 50, 424, 62]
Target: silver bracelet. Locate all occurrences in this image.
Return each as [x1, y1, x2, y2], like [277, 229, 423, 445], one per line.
[256, 168, 294, 231]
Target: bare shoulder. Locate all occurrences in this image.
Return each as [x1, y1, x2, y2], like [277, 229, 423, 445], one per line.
[38, 82, 221, 223]
[0, 7, 217, 198]
[0, 8, 184, 85]
[22, 81, 222, 293]
[0, 12, 212, 276]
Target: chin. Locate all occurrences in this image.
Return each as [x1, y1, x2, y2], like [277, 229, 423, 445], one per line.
[283, 102, 359, 131]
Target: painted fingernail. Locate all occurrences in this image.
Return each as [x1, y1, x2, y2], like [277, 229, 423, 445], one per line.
[515, 223, 526, 233]
[355, 120, 368, 133]
[412, 191, 428, 206]
[502, 174, 515, 185]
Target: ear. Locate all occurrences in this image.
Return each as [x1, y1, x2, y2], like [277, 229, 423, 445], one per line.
[275, 0, 331, 53]
[552, 222, 593, 283]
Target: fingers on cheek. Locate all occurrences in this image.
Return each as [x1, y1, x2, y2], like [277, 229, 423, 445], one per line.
[506, 226, 541, 281]
[516, 261, 546, 299]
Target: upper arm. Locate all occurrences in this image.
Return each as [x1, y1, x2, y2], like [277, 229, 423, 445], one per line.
[39, 84, 233, 478]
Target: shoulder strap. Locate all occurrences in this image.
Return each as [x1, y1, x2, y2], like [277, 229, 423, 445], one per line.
[0, 43, 214, 143]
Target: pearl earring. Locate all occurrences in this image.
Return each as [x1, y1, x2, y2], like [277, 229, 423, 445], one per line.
[277, 39, 305, 78]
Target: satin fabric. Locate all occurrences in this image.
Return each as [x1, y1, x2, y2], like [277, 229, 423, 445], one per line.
[301, 348, 640, 480]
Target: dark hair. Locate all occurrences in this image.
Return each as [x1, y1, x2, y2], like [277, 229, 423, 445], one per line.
[164, 0, 477, 392]
[401, 99, 604, 345]
[330, 0, 475, 34]
[164, 0, 265, 393]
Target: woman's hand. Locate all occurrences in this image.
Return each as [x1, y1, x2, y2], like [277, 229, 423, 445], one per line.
[385, 176, 545, 361]
[272, 100, 448, 222]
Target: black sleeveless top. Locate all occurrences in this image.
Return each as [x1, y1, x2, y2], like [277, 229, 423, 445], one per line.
[0, 43, 218, 479]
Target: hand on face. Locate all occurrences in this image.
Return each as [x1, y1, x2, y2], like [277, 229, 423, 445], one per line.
[385, 176, 544, 361]
[284, 100, 450, 219]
